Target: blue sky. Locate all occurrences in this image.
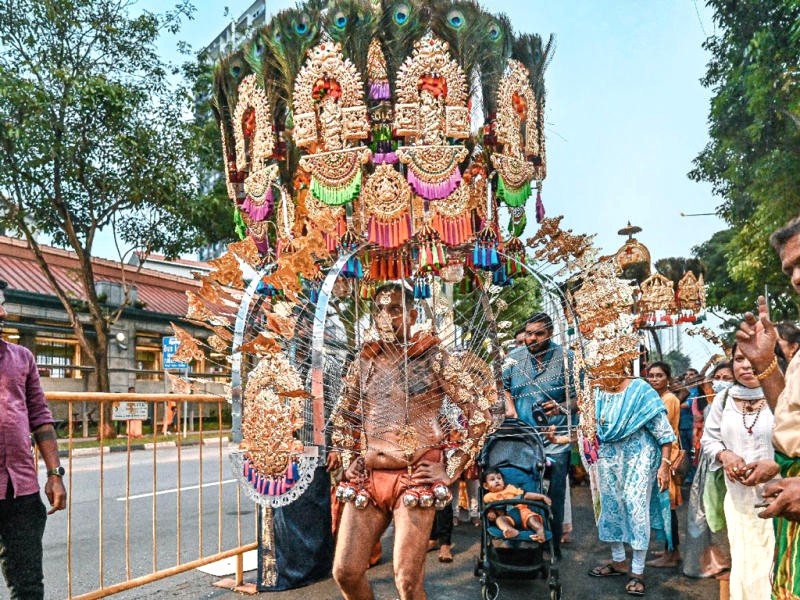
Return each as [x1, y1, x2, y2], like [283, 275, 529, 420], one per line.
[131, 0, 726, 366]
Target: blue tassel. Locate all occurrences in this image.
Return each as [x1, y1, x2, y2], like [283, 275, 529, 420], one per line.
[472, 244, 479, 265]
[490, 247, 499, 267]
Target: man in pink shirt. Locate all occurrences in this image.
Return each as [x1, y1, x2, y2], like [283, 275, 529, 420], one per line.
[0, 279, 66, 599]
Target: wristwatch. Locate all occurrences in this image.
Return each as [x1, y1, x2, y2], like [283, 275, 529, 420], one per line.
[46, 466, 65, 477]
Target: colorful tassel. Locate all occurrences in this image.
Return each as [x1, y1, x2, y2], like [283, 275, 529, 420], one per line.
[234, 208, 248, 240]
[473, 226, 503, 271]
[369, 81, 391, 100]
[413, 274, 432, 299]
[338, 230, 363, 279]
[311, 170, 362, 206]
[496, 174, 532, 208]
[406, 167, 462, 201]
[240, 187, 275, 221]
[535, 186, 545, 223]
[415, 223, 446, 271]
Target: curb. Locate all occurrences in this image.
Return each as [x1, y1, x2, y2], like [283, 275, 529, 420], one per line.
[58, 437, 231, 458]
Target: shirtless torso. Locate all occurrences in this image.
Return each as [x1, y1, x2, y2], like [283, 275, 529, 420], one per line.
[330, 284, 489, 600]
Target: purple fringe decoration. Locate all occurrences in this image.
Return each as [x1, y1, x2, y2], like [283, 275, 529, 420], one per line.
[369, 81, 391, 100]
[407, 167, 461, 201]
[372, 151, 398, 165]
[251, 234, 270, 254]
[535, 189, 545, 223]
[241, 187, 275, 221]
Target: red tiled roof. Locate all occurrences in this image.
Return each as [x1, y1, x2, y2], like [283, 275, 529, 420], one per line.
[134, 252, 211, 269]
[0, 236, 201, 317]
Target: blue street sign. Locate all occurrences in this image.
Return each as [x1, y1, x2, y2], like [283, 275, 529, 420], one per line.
[162, 336, 189, 370]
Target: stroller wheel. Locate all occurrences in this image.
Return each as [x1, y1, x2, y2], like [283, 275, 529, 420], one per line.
[481, 576, 499, 600]
[548, 578, 562, 600]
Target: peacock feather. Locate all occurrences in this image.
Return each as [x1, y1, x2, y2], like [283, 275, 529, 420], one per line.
[513, 33, 556, 105]
[213, 51, 252, 163]
[477, 12, 513, 117]
[264, 3, 324, 112]
[324, 0, 379, 88]
[431, 1, 485, 94]
[513, 33, 555, 158]
[378, 0, 428, 96]
[243, 30, 270, 87]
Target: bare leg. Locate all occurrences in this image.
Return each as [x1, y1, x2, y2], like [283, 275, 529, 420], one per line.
[527, 516, 545, 542]
[496, 515, 519, 539]
[333, 503, 390, 600]
[392, 503, 436, 600]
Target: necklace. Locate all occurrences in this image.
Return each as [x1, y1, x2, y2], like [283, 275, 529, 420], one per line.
[741, 400, 764, 434]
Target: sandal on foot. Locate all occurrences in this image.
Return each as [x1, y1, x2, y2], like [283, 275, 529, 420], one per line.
[588, 564, 626, 577]
[626, 577, 645, 596]
[438, 545, 454, 563]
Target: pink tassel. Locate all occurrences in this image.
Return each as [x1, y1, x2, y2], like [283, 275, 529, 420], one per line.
[407, 167, 462, 200]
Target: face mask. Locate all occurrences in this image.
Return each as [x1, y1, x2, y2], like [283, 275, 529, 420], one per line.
[712, 380, 733, 394]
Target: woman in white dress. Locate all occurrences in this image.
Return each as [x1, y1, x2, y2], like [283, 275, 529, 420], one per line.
[701, 343, 775, 600]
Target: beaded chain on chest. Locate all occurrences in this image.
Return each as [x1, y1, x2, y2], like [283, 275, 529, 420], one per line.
[740, 399, 765, 434]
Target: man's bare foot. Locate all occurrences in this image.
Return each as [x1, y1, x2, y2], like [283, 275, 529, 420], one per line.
[502, 526, 519, 539]
[438, 544, 453, 562]
[427, 540, 438, 552]
[646, 550, 680, 568]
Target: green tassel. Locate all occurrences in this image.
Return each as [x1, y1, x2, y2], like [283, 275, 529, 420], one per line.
[234, 208, 247, 240]
[497, 175, 532, 208]
[509, 212, 527, 237]
[311, 170, 362, 206]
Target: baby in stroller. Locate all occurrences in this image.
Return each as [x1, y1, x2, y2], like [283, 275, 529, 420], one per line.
[482, 469, 551, 542]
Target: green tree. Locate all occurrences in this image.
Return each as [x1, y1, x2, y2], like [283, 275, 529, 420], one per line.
[183, 56, 237, 252]
[693, 229, 798, 320]
[0, 0, 214, 432]
[662, 349, 691, 378]
[690, 0, 800, 319]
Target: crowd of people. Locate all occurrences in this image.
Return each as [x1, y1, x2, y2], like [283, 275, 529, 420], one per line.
[323, 214, 800, 600]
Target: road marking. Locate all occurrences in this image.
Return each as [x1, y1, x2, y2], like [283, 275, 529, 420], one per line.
[117, 479, 237, 501]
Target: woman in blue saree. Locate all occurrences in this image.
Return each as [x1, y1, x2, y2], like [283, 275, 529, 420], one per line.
[588, 375, 676, 596]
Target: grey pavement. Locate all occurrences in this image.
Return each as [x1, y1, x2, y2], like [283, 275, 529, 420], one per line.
[87, 485, 719, 600]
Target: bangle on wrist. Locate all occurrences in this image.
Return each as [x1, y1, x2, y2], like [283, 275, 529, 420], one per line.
[661, 457, 672, 466]
[755, 355, 779, 381]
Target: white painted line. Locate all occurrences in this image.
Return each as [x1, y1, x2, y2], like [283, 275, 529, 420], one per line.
[116, 479, 237, 501]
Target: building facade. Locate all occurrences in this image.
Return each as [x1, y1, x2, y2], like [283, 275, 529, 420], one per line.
[0, 236, 228, 398]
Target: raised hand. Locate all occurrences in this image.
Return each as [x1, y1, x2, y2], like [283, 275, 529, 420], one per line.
[736, 296, 778, 372]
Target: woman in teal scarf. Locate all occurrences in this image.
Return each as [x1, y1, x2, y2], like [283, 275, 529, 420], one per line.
[588, 376, 675, 596]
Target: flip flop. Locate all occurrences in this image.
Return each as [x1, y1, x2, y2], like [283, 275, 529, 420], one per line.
[588, 564, 627, 577]
[626, 576, 645, 596]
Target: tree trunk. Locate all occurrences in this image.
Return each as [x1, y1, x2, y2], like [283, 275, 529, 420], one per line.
[93, 332, 117, 440]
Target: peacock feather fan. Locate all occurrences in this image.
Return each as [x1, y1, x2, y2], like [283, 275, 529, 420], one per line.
[378, 0, 428, 97]
[513, 33, 555, 158]
[323, 0, 379, 90]
[477, 11, 513, 117]
[264, 3, 324, 114]
[243, 29, 270, 88]
[513, 33, 556, 107]
[212, 51, 252, 165]
[430, 1, 486, 96]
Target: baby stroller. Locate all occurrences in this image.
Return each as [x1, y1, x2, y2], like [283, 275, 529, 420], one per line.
[474, 418, 561, 600]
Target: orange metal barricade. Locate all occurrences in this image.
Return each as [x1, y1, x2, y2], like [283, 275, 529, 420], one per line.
[44, 392, 257, 599]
